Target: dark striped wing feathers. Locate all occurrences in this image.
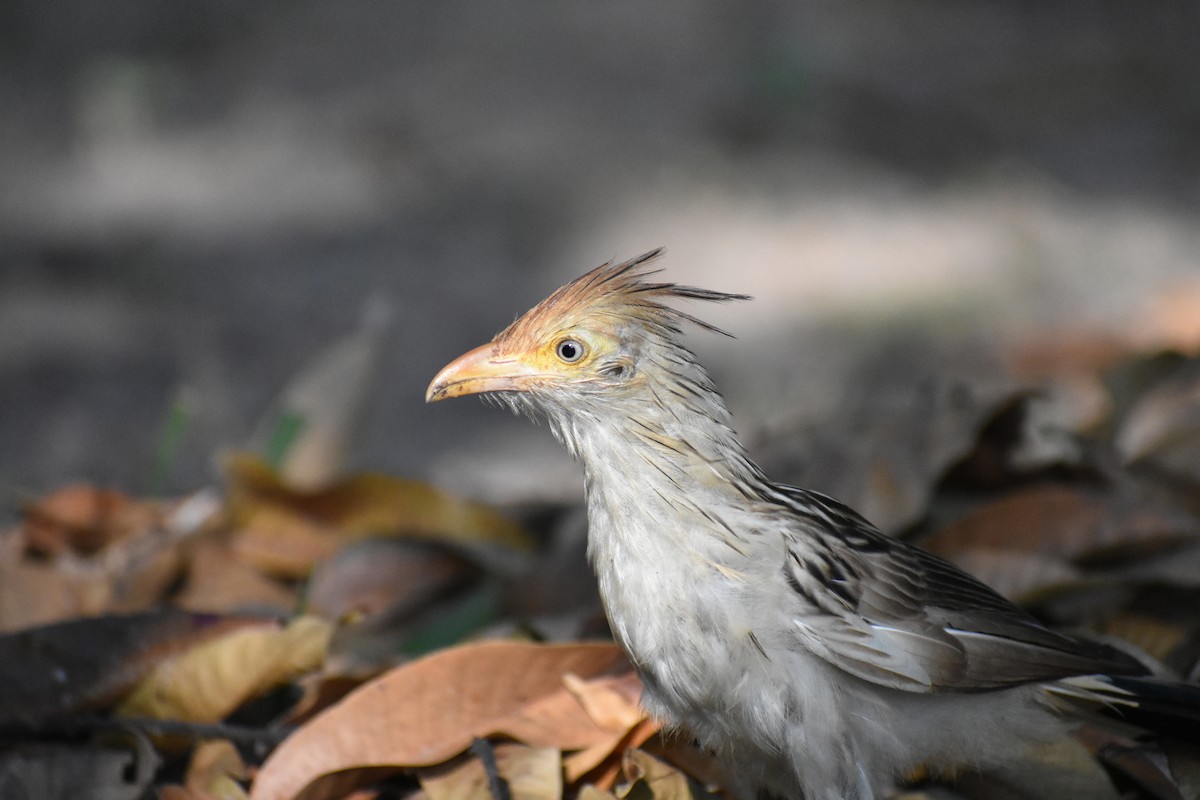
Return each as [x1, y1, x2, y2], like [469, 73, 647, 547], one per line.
[772, 486, 1147, 693]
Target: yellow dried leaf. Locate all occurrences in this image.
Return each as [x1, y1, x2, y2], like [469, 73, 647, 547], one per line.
[618, 750, 708, 800]
[578, 787, 619, 800]
[186, 739, 248, 800]
[118, 616, 332, 722]
[225, 453, 530, 549]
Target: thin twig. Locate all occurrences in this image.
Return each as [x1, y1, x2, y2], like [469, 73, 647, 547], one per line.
[470, 737, 511, 800]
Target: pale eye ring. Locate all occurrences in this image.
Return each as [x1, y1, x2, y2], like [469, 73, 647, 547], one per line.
[555, 339, 585, 363]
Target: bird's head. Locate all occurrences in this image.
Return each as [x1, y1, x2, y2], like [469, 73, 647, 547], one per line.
[426, 249, 749, 412]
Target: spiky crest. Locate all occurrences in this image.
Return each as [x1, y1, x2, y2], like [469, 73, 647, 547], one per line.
[494, 249, 750, 351]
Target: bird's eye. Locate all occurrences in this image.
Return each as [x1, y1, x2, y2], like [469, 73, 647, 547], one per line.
[555, 339, 585, 363]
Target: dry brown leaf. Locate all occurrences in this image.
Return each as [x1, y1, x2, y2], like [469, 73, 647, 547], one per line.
[641, 734, 726, 796]
[578, 787, 620, 800]
[20, 484, 162, 557]
[175, 538, 297, 614]
[617, 749, 710, 800]
[307, 538, 478, 622]
[1096, 613, 1191, 666]
[0, 539, 184, 630]
[418, 743, 561, 800]
[561, 671, 659, 785]
[118, 616, 332, 722]
[0, 489, 220, 630]
[1004, 329, 1132, 383]
[1089, 587, 1200, 676]
[87, 534, 185, 615]
[248, 641, 632, 800]
[563, 671, 644, 731]
[224, 453, 531, 553]
[1163, 742, 1200, 800]
[756, 345, 1020, 534]
[565, 717, 660, 787]
[1, 510, 183, 628]
[1142, 279, 1200, 353]
[284, 673, 366, 725]
[1115, 361, 1200, 487]
[229, 506, 339, 580]
[0, 553, 87, 631]
[1078, 728, 1187, 800]
[922, 485, 1199, 566]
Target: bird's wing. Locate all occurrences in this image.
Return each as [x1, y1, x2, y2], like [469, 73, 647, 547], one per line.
[771, 486, 1147, 693]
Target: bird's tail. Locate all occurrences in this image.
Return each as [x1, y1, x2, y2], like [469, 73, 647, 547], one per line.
[1042, 675, 1200, 798]
[1049, 674, 1200, 743]
[1101, 676, 1200, 743]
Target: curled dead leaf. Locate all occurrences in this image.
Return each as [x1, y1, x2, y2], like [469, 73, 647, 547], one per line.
[617, 749, 715, 800]
[20, 484, 161, 557]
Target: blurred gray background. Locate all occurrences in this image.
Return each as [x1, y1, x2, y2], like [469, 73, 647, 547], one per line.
[1, 2, 1198, 500]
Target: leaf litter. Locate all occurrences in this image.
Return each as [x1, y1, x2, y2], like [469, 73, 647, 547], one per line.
[3, 322, 1200, 798]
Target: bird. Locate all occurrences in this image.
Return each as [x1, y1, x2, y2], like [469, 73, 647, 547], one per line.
[426, 250, 1196, 800]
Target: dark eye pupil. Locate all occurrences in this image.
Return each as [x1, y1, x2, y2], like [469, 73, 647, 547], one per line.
[558, 340, 581, 361]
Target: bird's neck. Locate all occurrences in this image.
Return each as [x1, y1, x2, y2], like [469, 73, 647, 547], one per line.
[547, 370, 766, 510]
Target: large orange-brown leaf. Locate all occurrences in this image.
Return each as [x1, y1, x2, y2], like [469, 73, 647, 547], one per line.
[248, 641, 637, 800]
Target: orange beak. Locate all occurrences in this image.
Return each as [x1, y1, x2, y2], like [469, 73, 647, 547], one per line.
[425, 342, 544, 402]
